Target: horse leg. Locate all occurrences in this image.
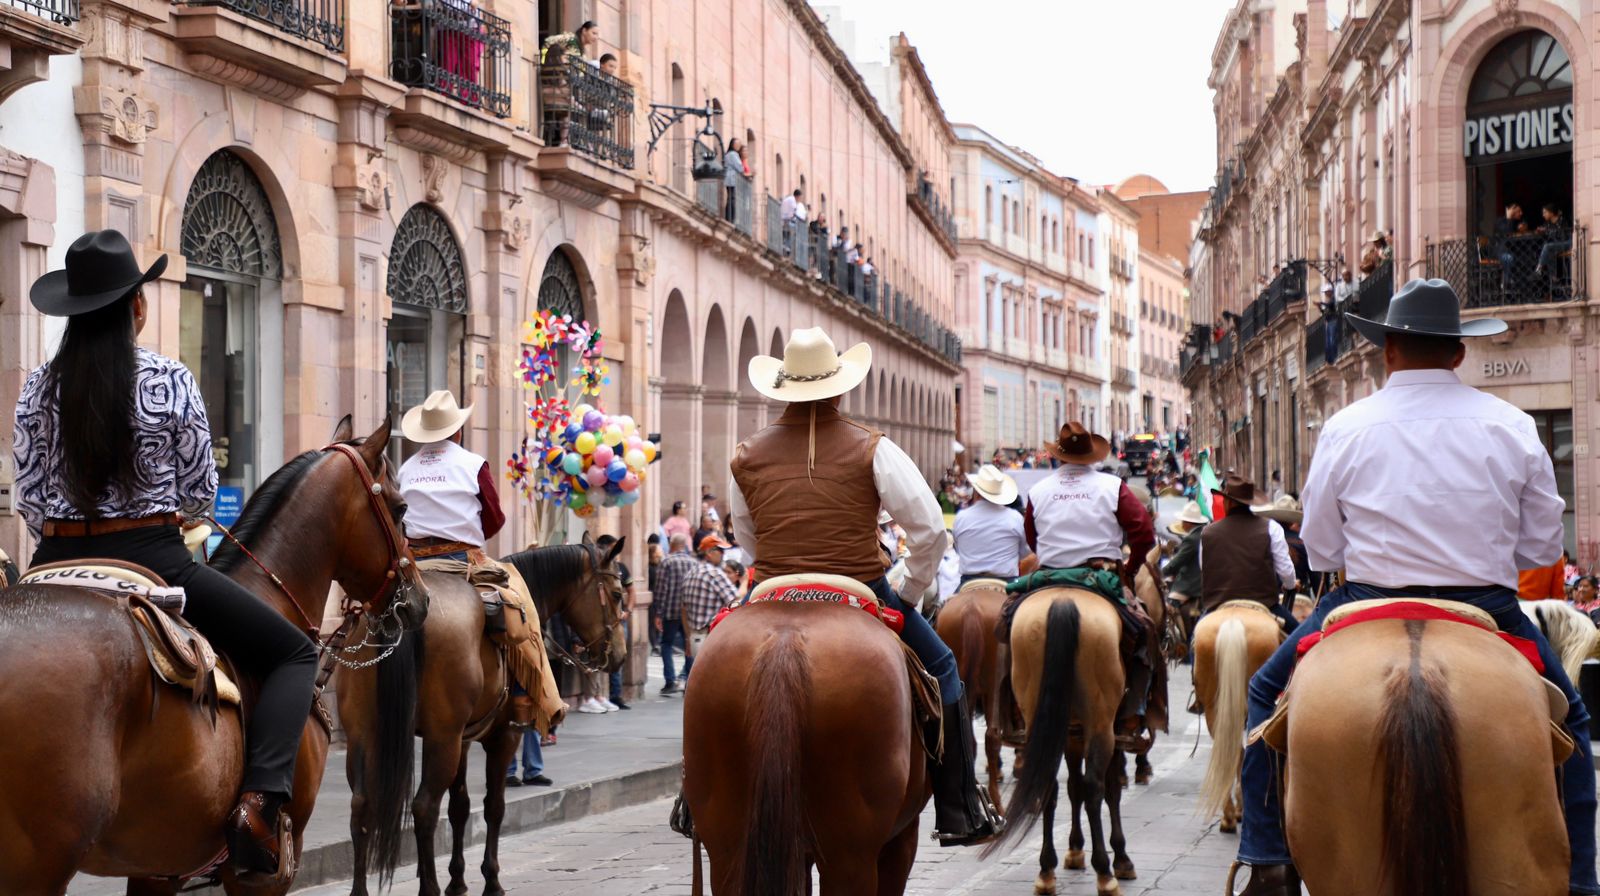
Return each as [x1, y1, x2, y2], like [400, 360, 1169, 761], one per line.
[479, 727, 521, 896]
[875, 819, 920, 896]
[985, 718, 1004, 810]
[1105, 758, 1135, 881]
[126, 880, 179, 896]
[1035, 783, 1059, 895]
[817, 855, 877, 895]
[444, 750, 471, 896]
[1133, 751, 1152, 786]
[1082, 734, 1118, 896]
[1063, 747, 1086, 871]
[1221, 785, 1239, 834]
[414, 737, 465, 896]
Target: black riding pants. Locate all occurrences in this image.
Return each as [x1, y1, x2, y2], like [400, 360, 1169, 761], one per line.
[32, 526, 317, 796]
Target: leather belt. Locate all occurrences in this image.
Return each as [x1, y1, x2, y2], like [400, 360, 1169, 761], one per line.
[1358, 583, 1494, 596]
[409, 538, 475, 559]
[43, 513, 183, 538]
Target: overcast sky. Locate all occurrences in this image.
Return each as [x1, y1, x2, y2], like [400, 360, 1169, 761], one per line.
[816, 0, 1237, 192]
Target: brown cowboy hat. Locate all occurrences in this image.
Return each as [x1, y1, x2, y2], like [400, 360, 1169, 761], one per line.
[1211, 474, 1264, 506]
[1045, 422, 1110, 465]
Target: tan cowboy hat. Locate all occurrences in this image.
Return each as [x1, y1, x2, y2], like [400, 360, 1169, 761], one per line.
[1212, 473, 1264, 506]
[749, 327, 872, 403]
[1253, 494, 1304, 525]
[401, 390, 474, 443]
[1045, 421, 1110, 465]
[966, 464, 1018, 506]
[1167, 501, 1208, 536]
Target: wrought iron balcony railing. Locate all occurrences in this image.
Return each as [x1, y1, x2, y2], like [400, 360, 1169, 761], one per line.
[539, 61, 635, 169]
[696, 173, 755, 236]
[184, 0, 342, 50]
[9, 0, 80, 25]
[1425, 226, 1586, 309]
[913, 174, 957, 242]
[391, 0, 511, 118]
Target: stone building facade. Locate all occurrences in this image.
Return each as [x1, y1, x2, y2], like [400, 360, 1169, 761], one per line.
[1117, 176, 1205, 437]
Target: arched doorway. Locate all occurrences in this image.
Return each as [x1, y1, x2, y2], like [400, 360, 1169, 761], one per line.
[537, 248, 586, 375]
[1465, 30, 1574, 240]
[657, 291, 697, 518]
[700, 305, 732, 507]
[180, 148, 285, 503]
[736, 318, 762, 440]
[386, 204, 468, 463]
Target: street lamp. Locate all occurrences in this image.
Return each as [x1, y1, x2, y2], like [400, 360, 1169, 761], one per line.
[646, 99, 726, 182]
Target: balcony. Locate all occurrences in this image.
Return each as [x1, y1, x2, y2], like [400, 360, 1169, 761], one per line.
[539, 61, 635, 170]
[1424, 227, 1586, 309]
[181, 0, 343, 53]
[910, 173, 957, 246]
[0, 0, 84, 104]
[390, 0, 511, 118]
[696, 173, 754, 236]
[1112, 366, 1136, 387]
[5, 0, 75, 24]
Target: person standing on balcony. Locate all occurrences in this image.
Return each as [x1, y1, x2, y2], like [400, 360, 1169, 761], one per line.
[722, 138, 744, 223]
[1359, 230, 1388, 276]
[1319, 283, 1340, 365]
[1534, 203, 1571, 282]
[596, 52, 618, 76]
[541, 19, 597, 63]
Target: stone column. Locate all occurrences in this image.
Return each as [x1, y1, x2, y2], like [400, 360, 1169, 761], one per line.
[0, 153, 55, 559]
[615, 208, 657, 697]
[657, 381, 703, 528]
[701, 389, 738, 504]
[479, 149, 530, 553]
[736, 393, 764, 443]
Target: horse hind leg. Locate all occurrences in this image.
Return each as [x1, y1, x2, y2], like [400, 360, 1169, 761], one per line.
[1133, 751, 1152, 786]
[479, 727, 522, 896]
[444, 749, 471, 896]
[1063, 748, 1086, 871]
[875, 819, 920, 896]
[414, 736, 466, 896]
[1081, 734, 1119, 896]
[985, 720, 1004, 810]
[1034, 783, 1059, 895]
[1104, 759, 1135, 881]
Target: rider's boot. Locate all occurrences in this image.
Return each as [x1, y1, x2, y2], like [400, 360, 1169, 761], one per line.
[227, 791, 294, 882]
[928, 693, 1005, 847]
[1229, 862, 1300, 896]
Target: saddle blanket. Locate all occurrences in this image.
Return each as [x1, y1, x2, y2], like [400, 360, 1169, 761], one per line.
[21, 564, 187, 612]
[709, 574, 905, 634]
[1296, 600, 1543, 675]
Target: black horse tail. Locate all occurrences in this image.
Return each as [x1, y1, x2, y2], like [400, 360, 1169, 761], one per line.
[986, 598, 1079, 856]
[958, 602, 987, 718]
[1378, 622, 1467, 896]
[735, 629, 811, 896]
[368, 625, 422, 887]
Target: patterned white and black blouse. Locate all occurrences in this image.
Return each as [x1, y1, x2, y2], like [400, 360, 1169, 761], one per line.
[13, 347, 218, 539]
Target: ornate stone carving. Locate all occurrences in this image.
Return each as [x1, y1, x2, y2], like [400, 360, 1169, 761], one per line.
[75, 86, 158, 147]
[355, 163, 387, 212]
[81, 6, 147, 71]
[388, 205, 468, 313]
[506, 215, 527, 251]
[1493, 0, 1521, 26]
[1565, 317, 1588, 345]
[421, 153, 446, 204]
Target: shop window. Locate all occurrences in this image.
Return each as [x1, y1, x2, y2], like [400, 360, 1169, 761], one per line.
[1530, 409, 1576, 555]
[1465, 31, 1574, 240]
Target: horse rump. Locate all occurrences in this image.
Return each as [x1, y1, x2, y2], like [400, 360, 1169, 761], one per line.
[1377, 640, 1468, 896]
[735, 629, 812, 896]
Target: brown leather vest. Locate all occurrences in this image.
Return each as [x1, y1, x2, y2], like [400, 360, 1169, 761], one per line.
[1198, 510, 1281, 612]
[730, 401, 885, 584]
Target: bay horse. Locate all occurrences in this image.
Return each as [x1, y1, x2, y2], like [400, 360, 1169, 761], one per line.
[338, 534, 627, 896]
[989, 587, 1133, 896]
[0, 416, 426, 896]
[1191, 602, 1281, 833]
[682, 601, 928, 895]
[935, 579, 1008, 809]
[1126, 544, 1170, 786]
[1273, 615, 1570, 895]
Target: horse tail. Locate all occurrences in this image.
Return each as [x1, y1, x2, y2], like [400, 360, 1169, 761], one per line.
[1198, 617, 1247, 820]
[368, 625, 423, 887]
[958, 603, 986, 718]
[1537, 602, 1596, 683]
[986, 597, 1079, 856]
[1377, 628, 1467, 896]
[736, 629, 810, 896]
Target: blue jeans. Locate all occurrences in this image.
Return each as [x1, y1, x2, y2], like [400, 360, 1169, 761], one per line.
[508, 729, 542, 779]
[609, 619, 631, 701]
[866, 577, 963, 705]
[661, 618, 690, 685]
[1539, 239, 1572, 272]
[1238, 583, 1598, 893]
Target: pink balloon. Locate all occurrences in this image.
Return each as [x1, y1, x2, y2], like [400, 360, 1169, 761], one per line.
[593, 444, 615, 467]
[619, 472, 640, 492]
[585, 465, 608, 489]
[625, 436, 644, 453]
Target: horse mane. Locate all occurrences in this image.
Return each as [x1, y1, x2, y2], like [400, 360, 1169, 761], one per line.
[208, 449, 326, 572]
[508, 543, 596, 586]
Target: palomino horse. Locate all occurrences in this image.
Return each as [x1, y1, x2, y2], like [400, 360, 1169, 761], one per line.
[991, 587, 1133, 896]
[935, 579, 1008, 809]
[682, 601, 927, 895]
[1272, 614, 1570, 895]
[1191, 602, 1281, 832]
[1521, 598, 1599, 683]
[339, 535, 627, 896]
[0, 417, 426, 896]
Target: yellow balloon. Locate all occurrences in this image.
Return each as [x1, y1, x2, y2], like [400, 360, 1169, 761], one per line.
[642, 442, 657, 463]
[574, 431, 597, 454]
[602, 425, 624, 447]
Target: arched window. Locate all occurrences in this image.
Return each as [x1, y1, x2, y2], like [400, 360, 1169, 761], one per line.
[537, 249, 585, 382]
[1464, 30, 1575, 237]
[387, 205, 468, 461]
[985, 186, 993, 229]
[1468, 31, 1571, 106]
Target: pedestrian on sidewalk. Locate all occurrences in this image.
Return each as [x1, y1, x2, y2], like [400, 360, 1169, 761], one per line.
[506, 729, 552, 787]
[600, 534, 634, 710]
[683, 535, 741, 669]
[654, 533, 696, 694]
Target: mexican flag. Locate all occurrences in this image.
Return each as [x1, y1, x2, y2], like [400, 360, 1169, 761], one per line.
[1197, 451, 1222, 521]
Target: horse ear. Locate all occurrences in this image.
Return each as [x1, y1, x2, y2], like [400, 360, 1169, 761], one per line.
[330, 414, 354, 444]
[581, 531, 595, 546]
[359, 415, 393, 473]
[603, 535, 626, 565]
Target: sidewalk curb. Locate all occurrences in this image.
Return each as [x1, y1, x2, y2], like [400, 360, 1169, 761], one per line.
[292, 759, 683, 890]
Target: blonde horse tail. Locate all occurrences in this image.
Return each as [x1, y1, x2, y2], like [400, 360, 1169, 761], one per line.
[1378, 623, 1468, 896]
[735, 629, 810, 896]
[1535, 601, 1597, 683]
[1198, 618, 1247, 821]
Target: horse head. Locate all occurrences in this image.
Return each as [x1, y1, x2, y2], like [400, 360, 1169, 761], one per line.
[505, 533, 626, 675]
[324, 414, 429, 634]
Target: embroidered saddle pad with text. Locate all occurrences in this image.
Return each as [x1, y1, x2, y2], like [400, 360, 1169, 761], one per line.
[717, 573, 906, 633]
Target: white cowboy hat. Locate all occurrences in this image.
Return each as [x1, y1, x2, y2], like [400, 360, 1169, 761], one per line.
[966, 464, 1018, 506]
[1167, 501, 1208, 536]
[1252, 494, 1304, 525]
[401, 390, 474, 443]
[748, 327, 872, 403]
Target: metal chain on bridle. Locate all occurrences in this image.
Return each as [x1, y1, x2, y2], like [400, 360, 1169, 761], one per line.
[544, 562, 625, 676]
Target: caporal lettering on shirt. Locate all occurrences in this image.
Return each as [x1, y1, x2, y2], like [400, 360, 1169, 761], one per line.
[1049, 490, 1097, 502]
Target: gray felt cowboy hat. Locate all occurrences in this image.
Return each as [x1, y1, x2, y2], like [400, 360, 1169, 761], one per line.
[30, 230, 167, 317]
[1345, 277, 1506, 347]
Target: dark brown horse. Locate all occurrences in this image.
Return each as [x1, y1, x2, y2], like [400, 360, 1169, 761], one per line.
[0, 417, 426, 896]
[339, 534, 626, 896]
[682, 600, 928, 895]
[934, 579, 1008, 809]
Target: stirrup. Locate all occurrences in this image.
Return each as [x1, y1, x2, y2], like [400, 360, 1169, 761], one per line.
[669, 790, 694, 839]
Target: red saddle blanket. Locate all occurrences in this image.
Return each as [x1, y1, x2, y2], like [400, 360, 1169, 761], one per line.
[1296, 601, 1544, 675]
[709, 581, 905, 634]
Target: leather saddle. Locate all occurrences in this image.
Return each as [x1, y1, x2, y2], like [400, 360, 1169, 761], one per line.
[20, 560, 241, 713]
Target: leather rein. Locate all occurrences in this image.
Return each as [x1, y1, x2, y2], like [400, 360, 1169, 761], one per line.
[543, 559, 625, 676]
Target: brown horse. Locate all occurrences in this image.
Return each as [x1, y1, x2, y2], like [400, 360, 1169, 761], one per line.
[338, 535, 627, 896]
[990, 587, 1132, 896]
[1273, 615, 1570, 895]
[0, 417, 426, 896]
[682, 601, 928, 895]
[1191, 602, 1281, 833]
[935, 579, 1008, 810]
[1126, 544, 1170, 786]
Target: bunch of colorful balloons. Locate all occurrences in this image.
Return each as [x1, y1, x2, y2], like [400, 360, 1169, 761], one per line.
[508, 405, 658, 517]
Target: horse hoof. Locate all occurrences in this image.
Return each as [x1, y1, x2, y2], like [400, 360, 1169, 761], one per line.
[1134, 771, 1151, 785]
[1219, 818, 1237, 834]
[1096, 882, 1121, 896]
[1114, 861, 1137, 880]
[1033, 873, 1056, 895]
[1064, 849, 1086, 870]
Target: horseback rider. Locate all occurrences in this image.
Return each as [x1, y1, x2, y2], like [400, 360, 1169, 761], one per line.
[1232, 278, 1597, 896]
[1009, 422, 1158, 739]
[12, 230, 318, 877]
[1197, 475, 1297, 629]
[1163, 500, 1208, 607]
[952, 464, 1033, 585]
[727, 327, 1003, 846]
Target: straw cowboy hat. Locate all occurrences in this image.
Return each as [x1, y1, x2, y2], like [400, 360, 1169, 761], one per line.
[1346, 277, 1506, 347]
[401, 390, 474, 443]
[1044, 422, 1110, 465]
[1167, 501, 1209, 537]
[1252, 494, 1304, 525]
[966, 464, 1018, 506]
[31, 230, 168, 316]
[749, 327, 872, 403]
[1211, 473, 1264, 506]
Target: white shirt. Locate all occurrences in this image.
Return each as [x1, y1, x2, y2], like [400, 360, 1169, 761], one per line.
[729, 436, 944, 599]
[399, 440, 489, 546]
[1026, 464, 1126, 568]
[1301, 368, 1563, 589]
[937, 547, 962, 603]
[780, 194, 798, 221]
[1199, 515, 1297, 588]
[793, 200, 809, 223]
[953, 500, 1029, 577]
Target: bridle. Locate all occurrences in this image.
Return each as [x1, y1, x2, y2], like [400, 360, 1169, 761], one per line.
[544, 554, 625, 676]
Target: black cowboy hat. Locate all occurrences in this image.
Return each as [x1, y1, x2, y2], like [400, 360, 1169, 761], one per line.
[1211, 474, 1264, 506]
[30, 230, 167, 317]
[1345, 277, 1506, 347]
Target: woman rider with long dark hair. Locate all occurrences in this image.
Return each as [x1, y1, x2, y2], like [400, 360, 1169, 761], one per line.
[13, 230, 318, 877]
